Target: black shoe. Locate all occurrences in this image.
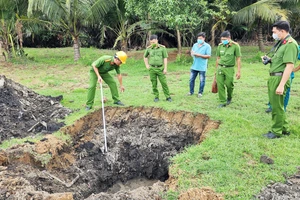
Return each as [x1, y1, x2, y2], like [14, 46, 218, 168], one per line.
[226, 98, 231, 105]
[114, 101, 125, 106]
[263, 131, 279, 139]
[85, 106, 91, 111]
[265, 107, 272, 113]
[218, 104, 226, 108]
[154, 98, 159, 102]
[166, 97, 172, 102]
[282, 131, 290, 136]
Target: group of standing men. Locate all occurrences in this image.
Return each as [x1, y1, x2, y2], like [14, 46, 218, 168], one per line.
[85, 20, 299, 139]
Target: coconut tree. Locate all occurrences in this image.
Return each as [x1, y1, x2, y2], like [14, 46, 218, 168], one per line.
[27, 0, 116, 61]
[232, 0, 299, 51]
[0, 0, 28, 60]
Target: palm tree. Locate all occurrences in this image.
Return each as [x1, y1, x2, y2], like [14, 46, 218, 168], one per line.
[100, 0, 150, 51]
[0, 0, 28, 60]
[27, 0, 116, 61]
[232, 0, 298, 51]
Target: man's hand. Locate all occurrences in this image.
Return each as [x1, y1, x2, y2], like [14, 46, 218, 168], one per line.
[120, 85, 125, 92]
[163, 69, 167, 74]
[276, 85, 284, 95]
[236, 72, 241, 79]
[146, 64, 150, 70]
[97, 76, 103, 83]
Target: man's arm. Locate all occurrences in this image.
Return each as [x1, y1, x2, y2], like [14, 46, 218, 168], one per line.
[93, 65, 103, 83]
[143, 57, 150, 69]
[193, 53, 211, 59]
[117, 74, 124, 92]
[293, 65, 300, 72]
[276, 63, 294, 95]
[163, 58, 168, 74]
[215, 57, 220, 69]
[236, 57, 241, 79]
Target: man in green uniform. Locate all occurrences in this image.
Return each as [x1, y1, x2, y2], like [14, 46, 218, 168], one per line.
[215, 31, 241, 108]
[263, 21, 298, 139]
[85, 51, 128, 110]
[144, 34, 172, 102]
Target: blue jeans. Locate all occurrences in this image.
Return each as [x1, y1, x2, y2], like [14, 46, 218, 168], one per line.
[189, 69, 206, 94]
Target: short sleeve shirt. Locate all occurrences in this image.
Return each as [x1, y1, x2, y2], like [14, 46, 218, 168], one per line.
[91, 55, 121, 74]
[191, 42, 211, 71]
[216, 41, 241, 66]
[144, 44, 168, 66]
[270, 36, 298, 73]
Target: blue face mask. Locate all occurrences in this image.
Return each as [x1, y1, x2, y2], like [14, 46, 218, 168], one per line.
[197, 39, 204, 44]
[222, 40, 229, 45]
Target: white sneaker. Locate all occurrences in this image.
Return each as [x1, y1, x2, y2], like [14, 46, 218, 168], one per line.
[198, 93, 202, 98]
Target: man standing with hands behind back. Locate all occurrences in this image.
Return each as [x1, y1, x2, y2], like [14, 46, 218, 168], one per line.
[144, 34, 172, 102]
[263, 20, 298, 139]
[215, 31, 241, 108]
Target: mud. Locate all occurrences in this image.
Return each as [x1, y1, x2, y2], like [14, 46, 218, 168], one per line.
[0, 75, 71, 142]
[0, 104, 220, 199]
[1, 75, 299, 200]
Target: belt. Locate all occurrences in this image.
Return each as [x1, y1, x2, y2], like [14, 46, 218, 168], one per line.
[270, 72, 283, 76]
[151, 65, 162, 68]
[219, 64, 234, 68]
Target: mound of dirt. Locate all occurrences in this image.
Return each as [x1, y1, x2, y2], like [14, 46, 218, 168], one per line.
[0, 75, 71, 143]
[255, 172, 300, 199]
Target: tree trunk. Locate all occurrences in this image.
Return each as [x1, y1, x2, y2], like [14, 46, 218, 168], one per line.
[73, 36, 81, 61]
[211, 29, 215, 48]
[176, 26, 181, 55]
[257, 19, 265, 52]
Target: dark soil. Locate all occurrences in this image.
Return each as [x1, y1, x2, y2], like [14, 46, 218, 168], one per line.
[0, 75, 71, 142]
[255, 172, 300, 200]
[1, 76, 300, 200]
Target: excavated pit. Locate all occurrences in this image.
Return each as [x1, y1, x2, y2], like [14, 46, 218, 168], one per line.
[62, 106, 221, 199]
[1, 75, 300, 199]
[0, 105, 220, 200]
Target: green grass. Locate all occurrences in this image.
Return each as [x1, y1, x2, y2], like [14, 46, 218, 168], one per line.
[1, 46, 300, 199]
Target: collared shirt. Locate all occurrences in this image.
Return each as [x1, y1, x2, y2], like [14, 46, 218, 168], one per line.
[191, 42, 211, 71]
[216, 41, 241, 66]
[91, 55, 120, 74]
[144, 44, 168, 66]
[269, 36, 298, 73]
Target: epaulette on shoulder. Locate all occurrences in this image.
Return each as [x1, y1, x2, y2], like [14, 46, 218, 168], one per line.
[105, 59, 111, 62]
[158, 44, 166, 48]
[288, 38, 294, 43]
[231, 41, 239, 45]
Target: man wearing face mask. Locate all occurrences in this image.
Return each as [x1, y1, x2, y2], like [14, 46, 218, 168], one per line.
[215, 31, 241, 108]
[262, 21, 298, 139]
[187, 32, 211, 97]
[144, 34, 172, 102]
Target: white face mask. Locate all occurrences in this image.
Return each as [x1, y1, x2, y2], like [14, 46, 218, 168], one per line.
[272, 33, 280, 40]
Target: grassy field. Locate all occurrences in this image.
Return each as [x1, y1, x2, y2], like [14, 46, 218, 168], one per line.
[1, 46, 300, 199]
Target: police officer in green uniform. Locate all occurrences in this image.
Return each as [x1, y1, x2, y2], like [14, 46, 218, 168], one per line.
[215, 31, 241, 108]
[144, 34, 172, 102]
[85, 51, 128, 110]
[262, 21, 298, 139]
